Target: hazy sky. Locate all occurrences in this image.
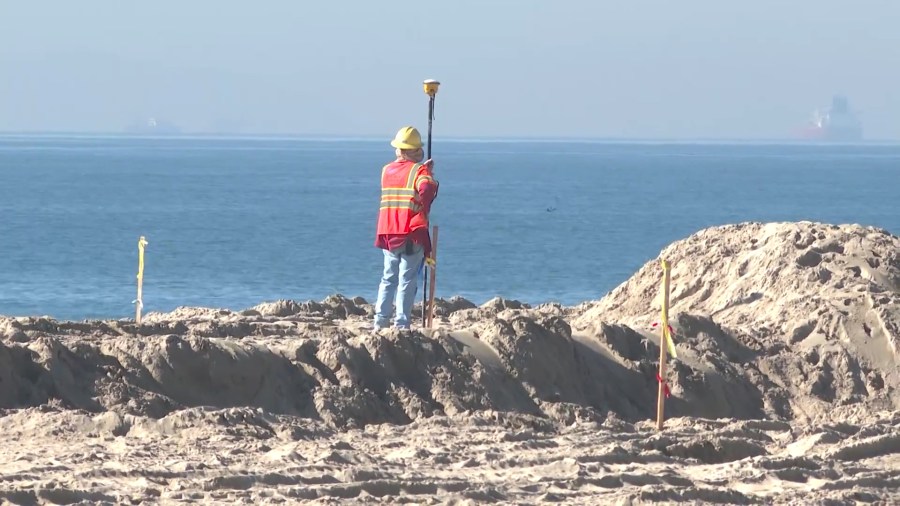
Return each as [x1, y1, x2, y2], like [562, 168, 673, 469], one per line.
[1, 1, 898, 139]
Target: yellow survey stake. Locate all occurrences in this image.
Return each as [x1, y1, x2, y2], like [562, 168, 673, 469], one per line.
[659, 259, 677, 358]
[137, 236, 148, 280]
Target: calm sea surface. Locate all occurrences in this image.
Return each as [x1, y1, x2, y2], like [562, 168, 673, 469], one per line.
[1, 135, 898, 320]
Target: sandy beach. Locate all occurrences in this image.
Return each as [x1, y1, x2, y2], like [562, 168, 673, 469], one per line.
[1, 221, 898, 505]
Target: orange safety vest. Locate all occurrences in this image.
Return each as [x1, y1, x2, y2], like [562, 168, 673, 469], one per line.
[376, 160, 436, 235]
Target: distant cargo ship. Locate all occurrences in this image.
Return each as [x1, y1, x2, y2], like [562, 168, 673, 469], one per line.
[124, 117, 182, 135]
[800, 95, 862, 141]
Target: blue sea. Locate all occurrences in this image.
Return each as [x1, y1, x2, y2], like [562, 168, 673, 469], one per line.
[1, 135, 898, 321]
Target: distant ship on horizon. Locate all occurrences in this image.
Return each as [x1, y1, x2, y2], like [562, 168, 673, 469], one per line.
[124, 117, 181, 135]
[800, 95, 862, 142]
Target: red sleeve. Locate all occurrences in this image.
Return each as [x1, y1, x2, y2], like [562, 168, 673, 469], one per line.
[415, 169, 438, 216]
[419, 181, 437, 215]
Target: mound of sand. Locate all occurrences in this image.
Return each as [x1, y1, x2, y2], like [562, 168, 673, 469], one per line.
[574, 221, 900, 423]
[0, 221, 897, 504]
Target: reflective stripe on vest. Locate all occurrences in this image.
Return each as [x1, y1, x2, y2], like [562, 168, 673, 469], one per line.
[414, 174, 436, 189]
[380, 163, 422, 211]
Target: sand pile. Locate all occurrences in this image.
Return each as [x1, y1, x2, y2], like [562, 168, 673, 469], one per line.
[0, 297, 638, 428]
[574, 221, 900, 423]
[0, 221, 897, 504]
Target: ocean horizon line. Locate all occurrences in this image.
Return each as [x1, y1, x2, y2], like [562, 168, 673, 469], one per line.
[2, 130, 900, 146]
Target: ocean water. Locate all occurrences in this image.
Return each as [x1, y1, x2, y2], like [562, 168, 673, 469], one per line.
[1, 135, 898, 321]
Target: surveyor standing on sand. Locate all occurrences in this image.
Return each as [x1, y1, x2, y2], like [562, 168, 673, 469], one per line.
[373, 126, 438, 330]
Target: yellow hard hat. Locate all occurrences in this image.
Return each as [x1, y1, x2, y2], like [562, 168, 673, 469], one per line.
[390, 126, 423, 149]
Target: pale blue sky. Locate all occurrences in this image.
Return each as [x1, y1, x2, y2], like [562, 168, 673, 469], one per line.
[1, 0, 898, 139]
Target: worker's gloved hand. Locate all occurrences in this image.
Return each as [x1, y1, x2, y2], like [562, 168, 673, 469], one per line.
[425, 256, 436, 268]
[423, 158, 434, 170]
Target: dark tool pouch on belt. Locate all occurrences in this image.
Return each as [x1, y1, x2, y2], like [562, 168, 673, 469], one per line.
[404, 238, 415, 255]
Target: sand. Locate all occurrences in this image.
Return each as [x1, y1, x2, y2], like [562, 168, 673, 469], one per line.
[0, 221, 898, 504]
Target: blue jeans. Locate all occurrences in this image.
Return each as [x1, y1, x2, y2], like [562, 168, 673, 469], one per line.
[374, 241, 424, 328]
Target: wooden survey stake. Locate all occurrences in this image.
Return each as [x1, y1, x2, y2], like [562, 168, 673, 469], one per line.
[426, 226, 439, 328]
[135, 236, 148, 325]
[656, 259, 672, 431]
